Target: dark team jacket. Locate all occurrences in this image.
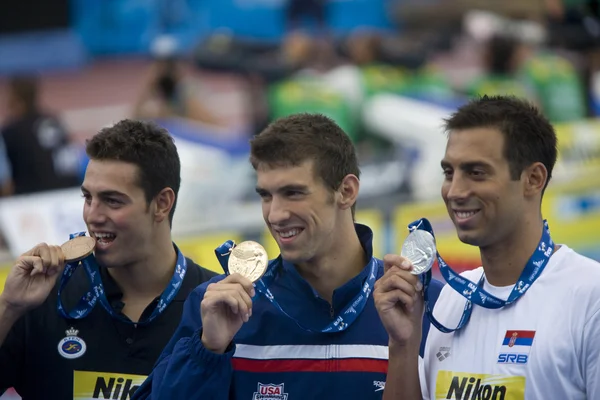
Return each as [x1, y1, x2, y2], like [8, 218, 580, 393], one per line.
[0, 256, 217, 400]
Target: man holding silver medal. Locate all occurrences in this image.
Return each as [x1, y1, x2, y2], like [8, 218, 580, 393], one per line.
[375, 95, 600, 399]
[0, 120, 217, 399]
[133, 113, 444, 399]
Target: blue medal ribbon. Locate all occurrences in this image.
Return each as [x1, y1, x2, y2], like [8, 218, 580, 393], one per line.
[408, 218, 554, 333]
[215, 241, 378, 333]
[57, 232, 187, 325]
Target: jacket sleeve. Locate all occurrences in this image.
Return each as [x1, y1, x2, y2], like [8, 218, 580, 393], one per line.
[133, 275, 235, 400]
[419, 278, 444, 358]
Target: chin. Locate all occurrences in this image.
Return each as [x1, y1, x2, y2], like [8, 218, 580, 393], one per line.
[279, 249, 308, 265]
[456, 230, 484, 247]
[93, 254, 119, 269]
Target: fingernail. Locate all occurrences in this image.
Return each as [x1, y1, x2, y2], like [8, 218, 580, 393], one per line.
[244, 314, 250, 322]
[249, 308, 253, 317]
[416, 281, 423, 291]
[401, 260, 411, 270]
[251, 288, 256, 297]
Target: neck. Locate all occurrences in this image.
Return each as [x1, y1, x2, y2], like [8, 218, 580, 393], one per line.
[480, 214, 546, 287]
[295, 220, 367, 303]
[107, 233, 177, 300]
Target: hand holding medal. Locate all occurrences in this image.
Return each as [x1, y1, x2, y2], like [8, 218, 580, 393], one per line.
[373, 227, 436, 345]
[0, 236, 96, 317]
[200, 240, 267, 354]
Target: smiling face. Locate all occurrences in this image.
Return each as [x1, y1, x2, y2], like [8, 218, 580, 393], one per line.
[81, 159, 156, 268]
[441, 127, 527, 248]
[256, 160, 343, 264]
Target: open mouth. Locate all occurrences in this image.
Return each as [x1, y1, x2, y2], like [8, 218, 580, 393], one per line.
[92, 232, 116, 249]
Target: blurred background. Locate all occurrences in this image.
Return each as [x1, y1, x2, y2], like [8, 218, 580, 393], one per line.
[0, 1, 600, 396]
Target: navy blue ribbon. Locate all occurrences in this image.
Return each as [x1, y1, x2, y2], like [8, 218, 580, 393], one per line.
[409, 218, 554, 333]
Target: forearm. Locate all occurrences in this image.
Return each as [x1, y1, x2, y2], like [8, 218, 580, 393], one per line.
[383, 341, 422, 400]
[0, 299, 21, 347]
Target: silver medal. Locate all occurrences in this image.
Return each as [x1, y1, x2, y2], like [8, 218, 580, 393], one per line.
[401, 229, 436, 275]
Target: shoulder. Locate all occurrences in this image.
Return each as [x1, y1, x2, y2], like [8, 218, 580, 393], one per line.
[426, 277, 444, 301]
[553, 246, 600, 312]
[189, 273, 228, 299]
[184, 257, 220, 284]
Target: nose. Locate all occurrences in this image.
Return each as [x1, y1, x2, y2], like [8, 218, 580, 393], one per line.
[265, 196, 291, 227]
[83, 199, 107, 227]
[444, 173, 471, 203]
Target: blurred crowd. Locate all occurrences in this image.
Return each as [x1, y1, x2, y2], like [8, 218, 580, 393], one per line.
[1, 0, 599, 198]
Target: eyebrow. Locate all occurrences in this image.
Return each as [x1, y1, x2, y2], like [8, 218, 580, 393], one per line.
[255, 184, 309, 194]
[81, 186, 127, 198]
[441, 161, 491, 170]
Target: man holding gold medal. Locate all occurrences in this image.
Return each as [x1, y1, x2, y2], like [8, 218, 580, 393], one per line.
[0, 120, 217, 400]
[133, 113, 444, 399]
[375, 96, 600, 399]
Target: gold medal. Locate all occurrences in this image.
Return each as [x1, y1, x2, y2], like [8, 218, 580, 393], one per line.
[227, 241, 269, 282]
[61, 236, 96, 263]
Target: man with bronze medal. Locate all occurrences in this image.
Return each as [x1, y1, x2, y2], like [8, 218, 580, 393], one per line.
[134, 113, 444, 399]
[375, 96, 600, 399]
[0, 120, 217, 399]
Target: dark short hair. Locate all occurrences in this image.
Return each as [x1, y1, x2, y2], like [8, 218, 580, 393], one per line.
[250, 113, 360, 214]
[444, 95, 557, 194]
[86, 119, 181, 224]
[8, 75, 38, 112]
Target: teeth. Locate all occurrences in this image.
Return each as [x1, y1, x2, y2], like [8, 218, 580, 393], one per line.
[456, 211, 477, 219]
[94, 233, 115, 239]
[279, 229, 300, 238]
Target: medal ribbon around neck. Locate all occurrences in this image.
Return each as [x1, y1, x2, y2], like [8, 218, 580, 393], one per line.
[57, 231, 187, 325]
[409, 218, 554, 333]
[215, 240, 378, 333]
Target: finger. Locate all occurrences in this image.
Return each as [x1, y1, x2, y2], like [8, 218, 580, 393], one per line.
[48, 246, 60, 273]
[233, 291, 251, 322]
[203, 290, 243, 315]
[33, 244, 52, 272]
[219, 274, 255, 297]
[377, 273, 417, 299]
[48, 246, 65, 276]
[19, 256, 45, 277]
[387, 266, 422, 291]
[47, 245, 66, 276]
[383, 254, 413, 272]
[207, 285, 253, 317]
[375, 289, 416, 313]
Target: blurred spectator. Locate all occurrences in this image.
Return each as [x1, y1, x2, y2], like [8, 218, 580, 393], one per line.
[132, 57, 224, 126]
[466, 32, 587, 122]
[1, 75, 81, 196]
[285, 0, 328, 35]
[466, 35, 534, 100]
[545, 0, 600, 51]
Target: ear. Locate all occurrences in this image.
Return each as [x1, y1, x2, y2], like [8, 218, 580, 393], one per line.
[523, 162, 548, 198]
[337, 174, 360, 211]
[153, 187, 176, 223]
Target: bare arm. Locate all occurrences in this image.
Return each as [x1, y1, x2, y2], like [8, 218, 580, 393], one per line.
[0, 299, 21, 346]
[384, 340, 422, 400]
[374, 254, 425, 400]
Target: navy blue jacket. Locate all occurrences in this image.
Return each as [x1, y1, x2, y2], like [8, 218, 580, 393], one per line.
[133, 225, 443, 399]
